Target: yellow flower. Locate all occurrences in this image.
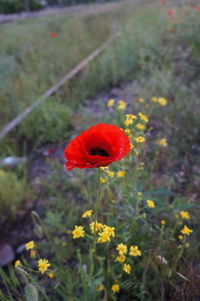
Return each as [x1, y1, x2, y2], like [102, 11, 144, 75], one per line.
[25, 241, 35, 251]
[152, 96, 158, 102]
[38, 259, 51, 274]
[136, 123, 146, 130]
[107, 171, 115, 178]
[72, 225, 85, 239]
[138, 98, 145, 103]
[161, 220, 166, 225]
[100, 177, 107, 184]
[157, 138, 168, 147]
[181, 225, 193, 236]
[180, 211, 190, 220]
[138, 113, 149, 123]
[129, 245, 141, 256]
[103, 225, 115, 237]
[107, 99, 115, 107]
[115, 254, 126, 263]
[90, 221, 104, 233]
[125, 129, 131, 134]
[30, 250, 37, 258]
[14, 260, 21, 268]
[124, 119, 133, 127]
[117, 170, 125, 178]
[100, 166, 109, 170]
[137, 192, 142, 198]
[111, 284, 120, 293]
[117, 100, 126, 110]
[135, 136, 145, 143]
[48, 272, 55, 278]
[82, 210, 93, 218]
[130, 143, 134, 149]
[146, 200, 155, 208]
[116, 243, 127, 255]
[97, 284, 104, 291]
[123, 264, 131, 274]
[97, 231, 110, 243]
[178, 235, 183, 240]
[126, 114, 137, 120]
[158, 97, 168, 106]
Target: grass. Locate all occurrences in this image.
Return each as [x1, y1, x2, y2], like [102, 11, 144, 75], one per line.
[0, 0, 200, 300]
[0, 0, 159, 153]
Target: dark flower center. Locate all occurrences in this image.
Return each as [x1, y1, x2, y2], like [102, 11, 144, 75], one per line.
[89, 147, 109, 157]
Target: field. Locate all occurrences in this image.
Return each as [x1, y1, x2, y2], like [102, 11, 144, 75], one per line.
[0, 0, 200, 300]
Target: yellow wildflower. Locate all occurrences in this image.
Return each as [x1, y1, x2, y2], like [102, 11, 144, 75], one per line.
[152, 96, 158, 102]
[157, 138, 168, 147]
[90, 221, 104, 233]
[111, 284, 120, 293]
[161, 220, 166, 225]
[100, 166, 109, 170]
[138, 98, 145, 103]
[129, 245, 141, 256]
[97, 284, 104, 291]
[135, 136, 145, 143]
[30, 250, 37, 258]
[117, 100, 126, 110]
[97, 231, 110, 243]
[103, 225, 115, 237]
[107, 171, 115, 178]
[117, 170, 125, 178]
[130, 143, 134, 149]
[124, 119, 133, 127]
[158, 97, 168, 106]
[82, 210, 93, 218]
[107, 99, 115, 107]
[25, 241, 35, 251]
[123, 264, 131, 274]
[14, 260, 21, 268]
[126, 114, 137, 120]
[181, 225, 193, 236]
[180, 211, 190, 220]
[100, 177, 107, 184]
[72, 225, 85, 239]
[38, 259, 51, 274]
[178, 235, 183, 240]
[138, 112, 149, 123]
[125, 129, 131, 135]
[48, 272, 55, 279]
[115, 254, 126, 263]
[136, 123, 146, 130]
[147, 200, 155, 208]
[116, 243, 127, 255]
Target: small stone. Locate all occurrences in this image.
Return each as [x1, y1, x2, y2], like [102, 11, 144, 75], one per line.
[0, 244, 15, 267]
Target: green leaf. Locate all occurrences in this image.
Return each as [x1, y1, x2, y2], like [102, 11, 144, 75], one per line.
[25, 284, 38, 301]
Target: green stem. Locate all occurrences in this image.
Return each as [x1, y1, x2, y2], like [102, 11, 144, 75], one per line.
[90, 168, 101, 279]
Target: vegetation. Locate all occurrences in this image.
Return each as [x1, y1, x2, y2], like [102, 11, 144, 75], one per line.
[0, 0, 200, 300]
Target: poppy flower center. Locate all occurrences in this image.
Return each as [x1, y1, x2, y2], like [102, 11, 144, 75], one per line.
[89, 147, 109, 157]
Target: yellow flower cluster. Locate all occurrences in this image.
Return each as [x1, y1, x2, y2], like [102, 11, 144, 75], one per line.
[180, 211, 190, 219]
[151, 97, 168, 106]
[138, 112, 149, 123]
[156, 138, 168, 147]
[97, 225, 115, 243]
[117, 100, 127, 110]
[136, 123, 146, 131]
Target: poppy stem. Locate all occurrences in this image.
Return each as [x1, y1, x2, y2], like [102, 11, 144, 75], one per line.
[90, 168, 101, 279]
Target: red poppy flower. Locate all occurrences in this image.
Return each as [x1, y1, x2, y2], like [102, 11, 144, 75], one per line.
[167, 9, 175, 16]
[50, 32, 57, 38]
[64, 123, 130, 170]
